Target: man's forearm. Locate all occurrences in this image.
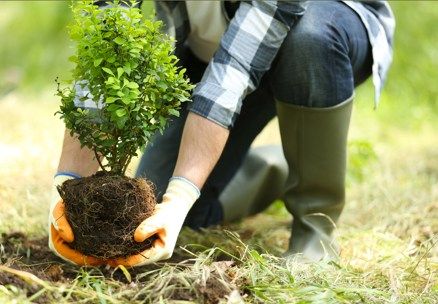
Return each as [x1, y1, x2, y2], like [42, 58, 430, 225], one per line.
[57, 129, 100, 177]
[173, 112, 230, 189]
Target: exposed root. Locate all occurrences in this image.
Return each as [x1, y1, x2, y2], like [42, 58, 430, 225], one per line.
[58, 172, 157, 259]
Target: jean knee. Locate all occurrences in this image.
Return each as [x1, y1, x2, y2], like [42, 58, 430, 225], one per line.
[270, 3, 354, 107]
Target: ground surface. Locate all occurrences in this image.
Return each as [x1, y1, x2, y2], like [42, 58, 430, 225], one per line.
[0, 87, 436, 303]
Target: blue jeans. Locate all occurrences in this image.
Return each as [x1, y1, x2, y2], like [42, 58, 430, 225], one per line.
[136, 1, 372, 229]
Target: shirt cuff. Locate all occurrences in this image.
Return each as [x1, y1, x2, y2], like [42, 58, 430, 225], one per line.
[188, 86, 242, 129]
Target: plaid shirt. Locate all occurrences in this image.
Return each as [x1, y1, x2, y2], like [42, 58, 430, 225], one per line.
[155, 1, 395, 129]
[92, 1, 394, 128]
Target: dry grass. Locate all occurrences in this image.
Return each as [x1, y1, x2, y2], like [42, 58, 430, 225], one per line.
[0, 89, 436, 303]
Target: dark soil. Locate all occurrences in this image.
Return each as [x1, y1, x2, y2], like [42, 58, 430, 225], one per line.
[0, 232, 160, 283]
[0, 232, 156, 302]
[0, 232, 240, 303]
[0, 232, 78, 284]
[58, 172, 157, 259]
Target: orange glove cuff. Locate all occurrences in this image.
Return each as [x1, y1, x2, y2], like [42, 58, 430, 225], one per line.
[52, 200, 75, 243]
[50, 225, 104, 266]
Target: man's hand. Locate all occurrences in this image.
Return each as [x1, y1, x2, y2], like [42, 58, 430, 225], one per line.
[108, 177, 200, 267]
[49, 174, 104, 266]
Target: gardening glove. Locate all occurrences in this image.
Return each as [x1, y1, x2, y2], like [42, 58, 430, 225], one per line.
[108, 177, 200, 267]
[48, 173, 104, 266]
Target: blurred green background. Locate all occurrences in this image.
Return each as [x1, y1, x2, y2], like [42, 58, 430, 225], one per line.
[0, 1, 437, 130]
[0, 1, 152, 95]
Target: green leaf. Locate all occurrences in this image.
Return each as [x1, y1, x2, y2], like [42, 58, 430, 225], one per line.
[157, 82, 167, 90]
[116, 116, 128, 129]
[159, 116, 166, 127]
[123, 63, 132, 75]
[115, 108, 127, 117]
[107, 104, 119, 112]
[129, 90, 139, 99]
[68, 55, 78, 63]
[114, 37, 125, 45]
[102, 138, 117, 147]
[117, 67, 124, 79]
[106, 77, 115, 85]
[102, 67, 114, 76]
[168, 108, 180, 117]
[94, 58, 103, 67]
[126, 81, 139, 89]
[121, 96, 132, 105]
[105, 96, 118, 104]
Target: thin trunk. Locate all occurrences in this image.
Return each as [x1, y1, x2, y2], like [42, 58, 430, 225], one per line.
[94, 150, 106, 172]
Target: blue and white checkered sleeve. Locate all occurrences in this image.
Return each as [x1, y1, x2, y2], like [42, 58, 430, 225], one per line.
[189, 1, 305, 129]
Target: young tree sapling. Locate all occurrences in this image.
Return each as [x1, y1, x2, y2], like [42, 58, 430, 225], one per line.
[55, 0, 193, 258]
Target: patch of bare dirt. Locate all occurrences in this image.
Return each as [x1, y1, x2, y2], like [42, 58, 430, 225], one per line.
[0, 232, 78, 282]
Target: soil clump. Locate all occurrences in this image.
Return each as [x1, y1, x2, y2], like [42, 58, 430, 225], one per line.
[58, 172, 157, 259]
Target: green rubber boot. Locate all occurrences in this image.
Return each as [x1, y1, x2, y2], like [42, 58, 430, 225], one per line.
[220, 145, 288, 222]
[276, 96, 353, 261]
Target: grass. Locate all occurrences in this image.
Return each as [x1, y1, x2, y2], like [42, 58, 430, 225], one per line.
[1, 1, 437, 303]
[0, 80, 436, 304]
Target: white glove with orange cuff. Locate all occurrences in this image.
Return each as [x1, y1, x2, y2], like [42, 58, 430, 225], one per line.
[107, 177, 200, 267]
[48, 173, 104, 266]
